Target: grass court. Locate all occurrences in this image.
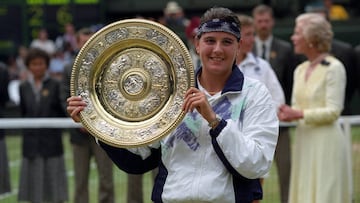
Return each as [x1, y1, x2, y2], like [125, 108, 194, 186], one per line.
[1, 127, 360, 203]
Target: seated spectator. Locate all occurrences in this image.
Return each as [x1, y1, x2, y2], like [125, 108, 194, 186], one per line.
[161, 1, 189, 44]
[55, 23, 77, 56]
[30, 28, 56, 56]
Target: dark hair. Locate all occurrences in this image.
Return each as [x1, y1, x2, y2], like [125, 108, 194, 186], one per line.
[197, 7, 241, 39]
[25, 48, 50, 68]
[202, 7, 240, 25]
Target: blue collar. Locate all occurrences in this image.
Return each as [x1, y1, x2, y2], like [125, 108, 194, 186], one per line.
[195, 64, 244, 94]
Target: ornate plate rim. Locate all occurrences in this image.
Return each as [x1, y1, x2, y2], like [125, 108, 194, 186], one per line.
[70, 19, 195, 148]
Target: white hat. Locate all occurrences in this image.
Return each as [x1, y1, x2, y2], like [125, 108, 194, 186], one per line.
[164, 1, 183, 14]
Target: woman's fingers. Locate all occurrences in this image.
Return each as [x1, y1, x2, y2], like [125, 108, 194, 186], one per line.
[66, 96, 86, 122]
[183, 88, 199, 112]
[182, 88, 214, 121]
[71, 106, 84, 122]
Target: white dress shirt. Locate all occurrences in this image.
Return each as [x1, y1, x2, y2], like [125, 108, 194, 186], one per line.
[237, 52, 285, 108]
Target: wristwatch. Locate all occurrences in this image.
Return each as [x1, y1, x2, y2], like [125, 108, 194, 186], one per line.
[208, 115, 221, 129]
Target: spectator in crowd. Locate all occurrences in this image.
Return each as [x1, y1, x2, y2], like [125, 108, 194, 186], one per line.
[55, 23, 77, 56]
[160, 1, 189, 45]
[236, 14, 285, 109]
[0, 61, 11, 195]
[67, 7, 279, 203]
[252, 5, 294, 203]
[61, 27, 114, 203]
[303, 4, 357, 115]
[30, 28, 56, 56]
[18, 48, 68, 203]
[236, 14, 285, 202]
[279, 13, 352, 203]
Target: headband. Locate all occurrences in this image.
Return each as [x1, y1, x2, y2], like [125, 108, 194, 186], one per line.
[196, 18, 241, 40]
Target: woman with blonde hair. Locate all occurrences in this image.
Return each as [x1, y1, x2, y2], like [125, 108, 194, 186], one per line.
[278, 13, 352, 203]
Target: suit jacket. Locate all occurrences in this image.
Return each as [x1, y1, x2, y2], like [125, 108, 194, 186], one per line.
[20, 76, 66, 158]
[253, 37, 295, 104]
[61, 61, 91, 145]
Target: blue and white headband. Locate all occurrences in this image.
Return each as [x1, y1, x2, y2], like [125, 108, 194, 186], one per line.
[196, 18, 241, 40]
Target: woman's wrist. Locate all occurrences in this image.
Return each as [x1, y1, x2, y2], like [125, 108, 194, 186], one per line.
[208, 114, 221, 129]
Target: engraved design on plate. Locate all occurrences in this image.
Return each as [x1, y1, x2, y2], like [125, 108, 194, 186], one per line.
[98, 48, 171, 122]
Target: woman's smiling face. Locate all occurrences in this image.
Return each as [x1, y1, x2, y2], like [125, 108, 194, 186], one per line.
[196, 31, 239, 74]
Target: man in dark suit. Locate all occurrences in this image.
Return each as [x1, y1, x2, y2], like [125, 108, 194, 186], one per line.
[252, 5, 295, 203]
[61, 27, 114, 203]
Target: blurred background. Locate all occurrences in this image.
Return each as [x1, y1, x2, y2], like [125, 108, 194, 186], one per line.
[1, 0, 360, 60]
[0, 0, 360, 202]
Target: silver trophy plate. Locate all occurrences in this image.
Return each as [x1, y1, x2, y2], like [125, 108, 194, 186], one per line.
[71, 19, 195, 148]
